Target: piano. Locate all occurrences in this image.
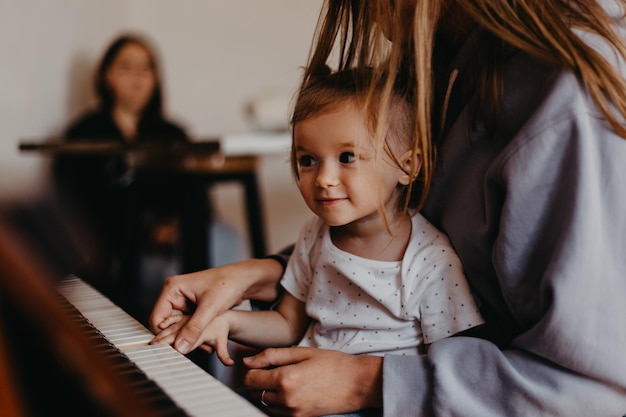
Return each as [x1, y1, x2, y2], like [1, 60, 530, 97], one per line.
[0, 208, 267, 417]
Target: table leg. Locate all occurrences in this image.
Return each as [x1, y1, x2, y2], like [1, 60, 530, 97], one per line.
[181, 178, 210, 273]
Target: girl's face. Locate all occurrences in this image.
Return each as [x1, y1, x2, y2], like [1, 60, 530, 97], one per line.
[105, 42, 156, 112]
[293, 101, 409, 228]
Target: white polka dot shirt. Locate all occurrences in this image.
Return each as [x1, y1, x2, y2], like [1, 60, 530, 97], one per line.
[280, 214, 485, 356]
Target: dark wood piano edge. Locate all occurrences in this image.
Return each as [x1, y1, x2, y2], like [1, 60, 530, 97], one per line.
[0, 217, 169, 417]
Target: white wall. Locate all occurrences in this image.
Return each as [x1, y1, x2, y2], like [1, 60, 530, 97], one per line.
[0, 0, 321, 253]
[0, 0, 128, 200]
[125, 0, 323, 137]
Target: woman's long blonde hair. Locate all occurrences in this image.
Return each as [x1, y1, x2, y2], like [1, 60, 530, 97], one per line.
[300, 0, 626, 209]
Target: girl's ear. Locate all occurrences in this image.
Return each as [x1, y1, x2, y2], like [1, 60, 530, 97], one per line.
[398, 148, 422, 186]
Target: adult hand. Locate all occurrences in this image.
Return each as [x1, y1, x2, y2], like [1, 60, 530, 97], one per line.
[148, 257, 284, 354]
[242, 347, 383, 417]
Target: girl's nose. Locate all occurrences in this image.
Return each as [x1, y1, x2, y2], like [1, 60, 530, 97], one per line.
[315, 163, 340, 188]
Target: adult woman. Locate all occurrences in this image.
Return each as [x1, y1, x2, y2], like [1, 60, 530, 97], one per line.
[64, 33, 187, 141]
[150, 1, 626, 416]
[55, 33, 188, 316]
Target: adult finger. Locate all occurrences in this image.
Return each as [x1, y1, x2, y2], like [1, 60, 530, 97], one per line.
[243, 346, 314, 371]
[148, 276, 192, 331]
[149, 326, 178, 346]
[250, 389, 293, 417]
[172, 300, 221, 354]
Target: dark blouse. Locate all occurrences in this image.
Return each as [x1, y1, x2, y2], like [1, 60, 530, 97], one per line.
[53, 109, 190, 303]
[65, 109, 188, 142]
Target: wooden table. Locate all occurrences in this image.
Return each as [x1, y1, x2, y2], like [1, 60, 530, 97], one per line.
[18, 133, 292, 276]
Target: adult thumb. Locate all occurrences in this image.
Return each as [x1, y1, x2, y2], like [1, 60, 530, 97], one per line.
[173, 302, 219, 354]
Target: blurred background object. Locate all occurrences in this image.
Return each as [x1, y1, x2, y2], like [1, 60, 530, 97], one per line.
[244, 91, 293, 132]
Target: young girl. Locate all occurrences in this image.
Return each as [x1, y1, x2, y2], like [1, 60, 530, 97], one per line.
[153, 68, 483, 370]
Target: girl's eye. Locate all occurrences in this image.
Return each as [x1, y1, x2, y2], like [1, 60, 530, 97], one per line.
[298, 155, 316, 167]
[339, 152, 356, 164]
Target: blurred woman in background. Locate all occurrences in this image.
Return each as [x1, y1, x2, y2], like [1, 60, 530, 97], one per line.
[65, 33, 187, 141]
[54, 33, 189, 319]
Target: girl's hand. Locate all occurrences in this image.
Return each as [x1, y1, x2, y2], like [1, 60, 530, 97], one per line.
[151, 312, 235, 366]
[150, 312, 187, 347]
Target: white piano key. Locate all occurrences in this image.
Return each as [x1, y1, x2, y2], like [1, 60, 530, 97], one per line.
[57, 276, 267, 417]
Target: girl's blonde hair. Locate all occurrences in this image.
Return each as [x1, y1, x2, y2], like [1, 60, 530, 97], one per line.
[300, 0, 626, 209]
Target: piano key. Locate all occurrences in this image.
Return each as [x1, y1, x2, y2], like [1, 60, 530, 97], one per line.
[57, 276, 267, 417]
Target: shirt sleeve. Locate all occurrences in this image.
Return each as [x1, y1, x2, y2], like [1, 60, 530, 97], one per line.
[279, 217, 321, 302]
[405, 245, 484, 344]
